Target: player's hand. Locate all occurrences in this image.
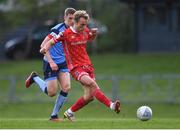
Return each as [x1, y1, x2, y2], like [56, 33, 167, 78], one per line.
[40, 39, 55, 54]
[89, 28, 98, 41]
[40, 47, 47, 54]
[49, 61, 58, 71]
[91, 28, 98, 35]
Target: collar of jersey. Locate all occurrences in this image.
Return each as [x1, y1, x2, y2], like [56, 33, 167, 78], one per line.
[64, 22, 68, 29]
[70, 26, 78, 33]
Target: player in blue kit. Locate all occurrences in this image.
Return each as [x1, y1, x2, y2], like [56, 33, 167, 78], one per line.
[25, 8, 76, 122]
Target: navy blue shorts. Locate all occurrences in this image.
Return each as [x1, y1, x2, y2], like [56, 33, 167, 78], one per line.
[43, 60, 69, 81]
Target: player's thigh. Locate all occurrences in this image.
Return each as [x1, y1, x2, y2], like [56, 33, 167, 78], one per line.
[46, 79, 58, 93]
[58, 72, 71, 92]
[80, 74, 98, 88]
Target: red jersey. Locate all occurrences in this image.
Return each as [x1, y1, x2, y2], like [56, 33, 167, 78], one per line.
[53, 26, 93, 70]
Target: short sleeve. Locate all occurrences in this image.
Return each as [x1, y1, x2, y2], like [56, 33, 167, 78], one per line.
[53, 32, 64, 43]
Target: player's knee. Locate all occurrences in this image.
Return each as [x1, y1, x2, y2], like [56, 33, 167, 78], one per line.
[47, 87, 57, 97]
[48, 92, 56, 97]
[84, 95, 92, 101]
[85, 80, 97, 88]
[87, 96, 94, 102]
[83, 93, 94, 101]
[61, 84, 71, 93]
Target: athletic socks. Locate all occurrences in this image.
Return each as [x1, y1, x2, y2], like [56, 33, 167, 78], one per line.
[70, 97, 87, 112]
[70, 88, 113, 113]
[93, 88, 112, 108]
[110, 102, 115, 110]
[67, 108, 74, 115]
[93, 88, 116, 110]
[51, 91, 68, 117]
[33, 76, 48, 95]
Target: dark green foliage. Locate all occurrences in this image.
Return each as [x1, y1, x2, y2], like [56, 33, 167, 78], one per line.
[89, 0, 134, 53]
[0, 0, 134, 52]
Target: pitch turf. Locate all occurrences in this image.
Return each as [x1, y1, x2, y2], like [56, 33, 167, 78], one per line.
[1, 118, 180, 129]
[0, 103, 180, 129]
[1, 54, 180, 129]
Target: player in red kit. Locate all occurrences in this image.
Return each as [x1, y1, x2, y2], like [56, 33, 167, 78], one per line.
[40, 10, 120, 121]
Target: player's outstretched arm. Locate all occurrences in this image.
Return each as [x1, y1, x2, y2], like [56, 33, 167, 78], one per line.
[40, 35, 58, 71]
[89, 28, 98, 41]
[40, 35, 51, 48]
[45, 51, 58, 71]
[40, 32, 64, 54]
[40, 39, 55, 54]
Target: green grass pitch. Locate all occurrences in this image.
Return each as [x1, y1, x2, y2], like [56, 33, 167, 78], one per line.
[1, 103, 180, 129]
[0, 54, 180, 128]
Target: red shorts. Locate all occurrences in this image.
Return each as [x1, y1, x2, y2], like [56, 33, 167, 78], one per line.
[70, 65, 95, 81]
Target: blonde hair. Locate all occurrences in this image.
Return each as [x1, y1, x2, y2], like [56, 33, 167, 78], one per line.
[64, 8, 76, 16]
[74, 10, 89, 22]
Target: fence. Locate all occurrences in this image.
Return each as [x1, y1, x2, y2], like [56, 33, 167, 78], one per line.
[0, 74, 180, 103]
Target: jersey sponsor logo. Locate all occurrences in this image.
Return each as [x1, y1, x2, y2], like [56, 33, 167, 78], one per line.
[71, 40, 87, 45]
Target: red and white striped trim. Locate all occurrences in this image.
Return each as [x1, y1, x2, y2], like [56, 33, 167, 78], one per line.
[78, 72, 89, 81]
[53, 37, 58, 43]
[47, 34, 53, 39]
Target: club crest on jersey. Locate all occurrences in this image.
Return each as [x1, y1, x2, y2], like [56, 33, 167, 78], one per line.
[75, 71, 79, 77]
[71, 35, 75, 39]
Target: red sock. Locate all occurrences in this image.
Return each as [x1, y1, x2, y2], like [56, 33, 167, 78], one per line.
[71, 97, 87, 112]
[93, 88, 111, 107]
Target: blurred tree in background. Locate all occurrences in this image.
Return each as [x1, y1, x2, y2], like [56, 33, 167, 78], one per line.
[0, 0, 134, 53]
[90, 0, 134, 53]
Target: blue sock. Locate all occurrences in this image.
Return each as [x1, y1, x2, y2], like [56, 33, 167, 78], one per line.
[51, 91, 68, 117]
[33, 76, 48, 95]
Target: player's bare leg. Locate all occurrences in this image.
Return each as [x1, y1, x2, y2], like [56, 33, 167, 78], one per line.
[58, 72, 71, 93]
[46, 80, 58, 97]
